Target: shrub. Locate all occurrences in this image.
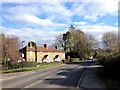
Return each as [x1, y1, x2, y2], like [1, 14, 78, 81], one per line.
[19, 61, 37, 68]
[99, 53, 120, 80]
[71, 58, 81, 62]
[64, 59, 70, 63]
[63, 58, 81, 63]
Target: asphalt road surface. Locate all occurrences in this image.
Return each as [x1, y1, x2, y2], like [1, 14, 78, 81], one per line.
[2, 61, 97, 89]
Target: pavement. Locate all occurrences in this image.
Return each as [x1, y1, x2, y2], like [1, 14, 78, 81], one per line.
[79, 62, 108, 89]
[80, 68, 107, 88]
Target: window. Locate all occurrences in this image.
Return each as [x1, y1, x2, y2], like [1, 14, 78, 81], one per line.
[30, 51, 32, 55]
[40, 51, 42, 56]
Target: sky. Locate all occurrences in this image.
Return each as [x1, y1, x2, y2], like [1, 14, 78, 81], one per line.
[1, 0, 119, 47]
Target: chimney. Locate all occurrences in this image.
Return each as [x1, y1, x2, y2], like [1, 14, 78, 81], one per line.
[55, 46, 58, 50]
[44, 44, 48, 49]
[28, 42, 32, 48]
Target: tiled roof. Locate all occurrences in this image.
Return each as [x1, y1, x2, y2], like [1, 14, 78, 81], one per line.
[26, 46, 64, 52]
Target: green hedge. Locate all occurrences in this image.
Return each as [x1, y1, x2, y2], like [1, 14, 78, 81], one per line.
[98, 53, 120, 80]
[19, 61, 37, 68]
[3, 61, 64, 70]
[64, 58, 81, 63]
[4, 61, 37, 70]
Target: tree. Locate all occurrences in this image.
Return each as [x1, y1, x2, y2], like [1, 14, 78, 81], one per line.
[85, 34, 98, 49]
[54, 25, 98, 59]
[1, 33, 21, 67]
[52, 34, 64, 49]
[102, 31, 119, 52]
[60, 26, 86, 58]
[85, 34, 98, 57]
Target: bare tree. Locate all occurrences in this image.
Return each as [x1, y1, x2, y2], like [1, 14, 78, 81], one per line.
[52, 34, 65, 51]
[102, 31, 119, 52]
[85, 34, 98, 49]
[1, 33, 21, 65]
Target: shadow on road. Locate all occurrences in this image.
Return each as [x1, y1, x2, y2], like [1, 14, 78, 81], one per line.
[43, 61, 95, 88]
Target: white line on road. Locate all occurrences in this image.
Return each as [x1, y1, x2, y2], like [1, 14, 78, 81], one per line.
[21, 79, 42, 89]
[21, 76, 51, 89]
[77, 68, 86, 88]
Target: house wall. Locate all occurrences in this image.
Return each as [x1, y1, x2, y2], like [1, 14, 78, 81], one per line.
[26, 51, 36, 62]
[26, 51, 65, 63]
[37, 52, 49, 63]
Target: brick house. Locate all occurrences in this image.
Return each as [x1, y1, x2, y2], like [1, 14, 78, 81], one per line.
[20, 42, 65, 63]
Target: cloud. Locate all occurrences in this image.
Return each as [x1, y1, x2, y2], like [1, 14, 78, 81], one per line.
[5, 13, 60, 27]
[73, 21, 87, 25]
[76, 25, 118, 44]
[72, 0, 119, 21]
[0, 26, 66, 46]
[3, 2, 71, 27]
[79, 25, 118, 33]
[1, 1, 118, 47]
[115, 23, 118, 26]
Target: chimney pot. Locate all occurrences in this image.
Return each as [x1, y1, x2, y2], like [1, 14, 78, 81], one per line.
[55, 46, 58, 49]
[28, 42, 32, 48]
[44, 44, 48, 49]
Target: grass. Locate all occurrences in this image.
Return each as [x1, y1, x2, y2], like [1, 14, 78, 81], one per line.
[2, 63, 64, 73]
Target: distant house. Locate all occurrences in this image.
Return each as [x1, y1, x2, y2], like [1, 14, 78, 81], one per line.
[20, 42, 65, 63]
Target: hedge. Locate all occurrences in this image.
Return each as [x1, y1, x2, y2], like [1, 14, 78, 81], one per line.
[98, 53, 120, 80]
[4, 61, 37, 70]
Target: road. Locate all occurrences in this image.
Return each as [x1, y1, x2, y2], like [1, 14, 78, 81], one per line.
[2, 61, 107, 89]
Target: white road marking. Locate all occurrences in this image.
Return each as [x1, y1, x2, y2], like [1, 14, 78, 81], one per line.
[22, 79, 42, 89]
[77, 69, 86, 88]
[22, 76, 51, 89]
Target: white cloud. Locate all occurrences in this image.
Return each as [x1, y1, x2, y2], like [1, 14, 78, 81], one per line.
[1, 1, 119, 46]
[73, 21, 87, 25]
[0, 26, 66, 46]
[4, 13, 66, 27]
[83, 15, 99, 21]
[3, 2, 71, 26]
[77, 25, 118, 43]
[78, 25, 118, 33]
[73, 0, 119, 21]
[99, 23, 105, 25]
[115, 23, 118, 26]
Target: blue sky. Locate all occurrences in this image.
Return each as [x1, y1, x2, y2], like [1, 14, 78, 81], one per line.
[1, 0, 119, 47]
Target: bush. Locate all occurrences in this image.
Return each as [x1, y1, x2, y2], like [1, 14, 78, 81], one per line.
[71, 58, 81, 62]
[98, 53, 120, 80]
[63, 58, 81, 63]
[37, 61, 63, 66]
[3, 61, 38, 70]
[19, 61, 37, 68]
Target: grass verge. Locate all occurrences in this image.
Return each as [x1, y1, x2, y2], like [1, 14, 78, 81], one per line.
[2, 63, 64, 73]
